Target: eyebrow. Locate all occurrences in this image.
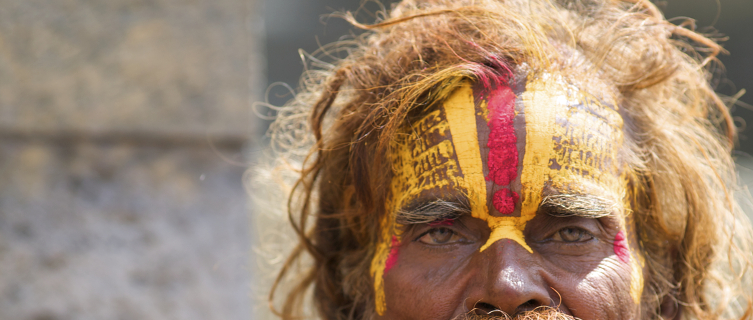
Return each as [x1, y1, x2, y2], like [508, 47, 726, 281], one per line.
[394, 190, 620, 223]
[540, 193, 620, 219]
[395, 196, 472, 225]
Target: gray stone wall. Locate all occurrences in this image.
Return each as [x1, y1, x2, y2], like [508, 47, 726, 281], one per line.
[0, 0, 259, 137]
[0, 0, 262, 319]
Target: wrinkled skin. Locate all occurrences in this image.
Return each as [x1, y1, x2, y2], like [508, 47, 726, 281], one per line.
[375, 79, 647, 320]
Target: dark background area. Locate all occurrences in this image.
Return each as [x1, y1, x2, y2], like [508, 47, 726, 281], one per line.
[264, 0, 753, 155]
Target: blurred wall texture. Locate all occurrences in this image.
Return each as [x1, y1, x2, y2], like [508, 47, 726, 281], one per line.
[0, 0, 263, 319]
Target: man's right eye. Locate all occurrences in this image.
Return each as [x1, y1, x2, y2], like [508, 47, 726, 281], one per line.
[416, 227, 465, 245]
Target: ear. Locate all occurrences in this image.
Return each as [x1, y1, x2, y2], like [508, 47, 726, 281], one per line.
[659, 295, 680, 320]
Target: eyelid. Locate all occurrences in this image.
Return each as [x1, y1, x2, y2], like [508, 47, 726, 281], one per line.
[415, 226, 469, 245]
[550, 226, 595, 242]
[413, 225, 452, 242]
[537, 217, 601, 242]
[412, 222, 465, 242]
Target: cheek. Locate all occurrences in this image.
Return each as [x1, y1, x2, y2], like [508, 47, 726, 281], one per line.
[572, 257, 639, 319]
[381, 248, 474, 320]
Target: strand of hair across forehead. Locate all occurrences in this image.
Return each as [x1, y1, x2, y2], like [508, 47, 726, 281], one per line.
[436, 37, 513, 91]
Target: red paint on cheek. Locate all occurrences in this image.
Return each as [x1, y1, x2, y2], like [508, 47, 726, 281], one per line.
[613, 231, 630, 263]
[485, 85, 520, 214]
[493, 188, 519, 215]
[384, 235, 401, 273]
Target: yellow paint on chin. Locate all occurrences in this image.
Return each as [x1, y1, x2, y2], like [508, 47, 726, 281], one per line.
[444, 83, 533, 253]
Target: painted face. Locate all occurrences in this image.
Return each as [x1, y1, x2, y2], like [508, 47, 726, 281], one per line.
[371, 74, 645, 319]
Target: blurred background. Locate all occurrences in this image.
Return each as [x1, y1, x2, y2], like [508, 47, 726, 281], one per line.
[0, 0, 749, 319]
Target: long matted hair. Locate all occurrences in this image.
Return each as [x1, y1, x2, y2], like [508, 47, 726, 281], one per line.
[250, 1, 753, 319]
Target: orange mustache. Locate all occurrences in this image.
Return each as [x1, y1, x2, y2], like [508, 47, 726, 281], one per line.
[453, 306, 576, 320]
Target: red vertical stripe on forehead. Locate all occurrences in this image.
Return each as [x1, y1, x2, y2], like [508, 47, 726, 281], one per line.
[486, 85, 519, 215]
[486, 85, 518, 186]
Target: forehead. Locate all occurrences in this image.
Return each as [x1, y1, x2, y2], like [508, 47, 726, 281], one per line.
[388, 74, 626, 217]
[521, 76, 625, 194]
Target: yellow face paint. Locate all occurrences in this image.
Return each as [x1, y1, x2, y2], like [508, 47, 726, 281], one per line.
[372, 82, 530, 315]
[624, 183, 645, 304]
[373, 76, 634, 315]
[521, 74, 625, 221]
[628, 228, 645, 304]
[372, 106, 463, 315]
[524, 74, 640, 303]
[521, 75, 622, 206]
[517, 77, 561, 249]
[444, 83, 532, 252]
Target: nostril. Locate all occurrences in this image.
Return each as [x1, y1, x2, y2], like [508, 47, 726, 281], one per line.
[517, 299, 541, 313]
[472, 302, 500, 315]
[471, 299, 546, 316]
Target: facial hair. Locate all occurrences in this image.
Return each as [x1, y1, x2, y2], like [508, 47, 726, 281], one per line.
[452, 306, 577, 320]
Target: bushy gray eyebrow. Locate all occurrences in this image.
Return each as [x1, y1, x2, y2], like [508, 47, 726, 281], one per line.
[395, 197, 471, 225]
[395, 192, 618, 225]
[540, 193, 620, 219]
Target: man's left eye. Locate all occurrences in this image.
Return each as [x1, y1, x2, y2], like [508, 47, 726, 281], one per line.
[552, 227, 594, 242]
[417, 227, 465, 245]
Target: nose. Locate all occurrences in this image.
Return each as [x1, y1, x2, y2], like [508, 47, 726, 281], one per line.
[465, 240, 552, 317]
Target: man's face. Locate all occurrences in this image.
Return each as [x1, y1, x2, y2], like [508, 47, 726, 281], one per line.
[370, 74, 645, 319]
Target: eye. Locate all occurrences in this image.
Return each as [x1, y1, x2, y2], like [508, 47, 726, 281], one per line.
[551, 227, 594, 242]
[417, 227, 465, 245]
